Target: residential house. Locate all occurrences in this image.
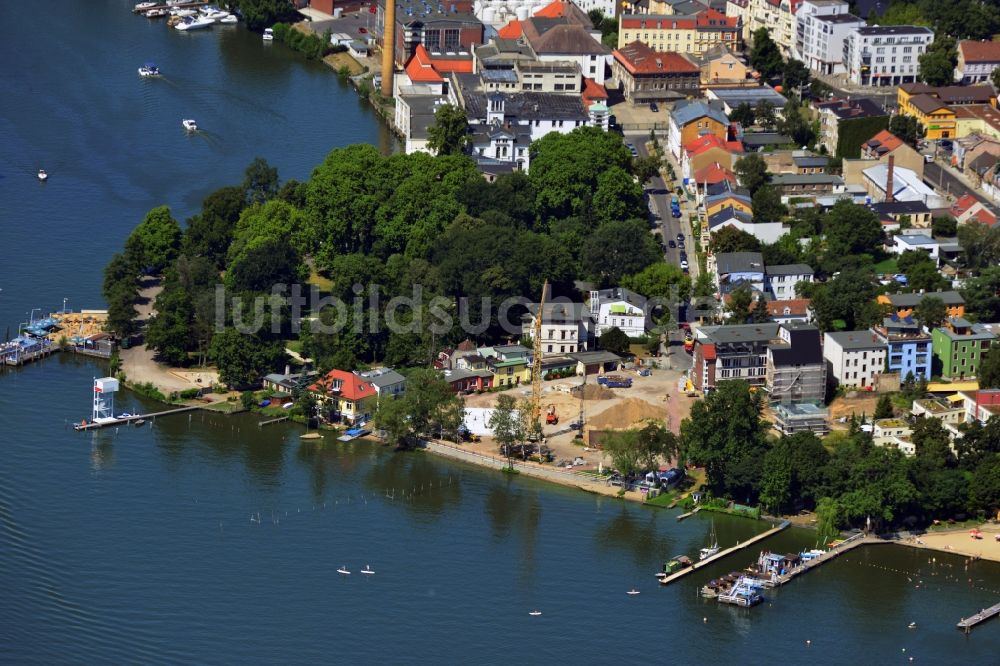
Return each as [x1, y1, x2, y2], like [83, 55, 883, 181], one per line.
[680, 133, 742, 184]
[769, 173, 845, 198]
[263, 369, 318, 396]
[691, 322, 781, 391]
[872, 418, 916, 455]
[843, 25, 934, 87]
[931, 317, 996, 380]
[739, 132, 793, 152]
[521, 302, 595, 354]
[725, 0, 796, 54]
[964, 151, 1000, 190]
[377, 0, 484, 68]
[823, 330, 887, 389]
[617, 8, 742, 57]
[878, 291, 966, 320]
[872, 315, 933, 382]
[588, 287, 650, 338]
[765, 322, 827, 404]
[708, 206, 788, 244]
[815, 97, 889, 156]
[951, 193, 998, 226]
[611, 42, 700, 104]
[861, 129, 925, 176]
[312, 369, 378, 425]
[714, 251, 766, 292]
[765, 298, 812, 324]
[911, 397, 966, 428]
[357, 367, 407, 403]
[764, 264, 812, 300]
[667, 98, 730, 159]
[695, 44, 751, 88]
[891, 231, 941, 265]
[794, 1, 864, 75]
[705, 85, 787, 116]
[704, 185, 752, 216]
[520, 13, 612, 84]
[897, 83, 998, 140]
[870, 201, 932, 229]
[956, 40, 1000, 84]
[953, 105, 1000, 142]
[959, 389, 1000, 424]
[692, 162, 737, 191]
[762, 150, 829, 175]
[902, 94, 957, 141]
[897, 82, 997, 112]
[442, 367, 494, 392]
[482, 344, 533, 386]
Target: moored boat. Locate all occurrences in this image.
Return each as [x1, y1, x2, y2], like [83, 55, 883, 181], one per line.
[262, 27, 274, 41]
[145, 8, 168, 18]
[135, 1, 157, 11]
[175, 15, 214, 30]
[699, 521, 720, 561]
[219, 13, 238, 23]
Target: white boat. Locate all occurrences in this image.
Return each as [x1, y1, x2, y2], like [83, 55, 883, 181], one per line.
[170, 8, 196, 17]
[528, 611, 542, 616]
[138, 63, 161, 77]
[145, 8, 168, 18]
[200, 7, 229, 21]
[219, 13, 238, 23]
[699, 521, 720, 561]
[262, 27, 274, 41]
[182, 119, 197, 131]
[175, 16, 214, 30]
[626, 589, 640, 596]
[337, 566, 350, 575]
[37, 169, 48, 181]
[360, 565, 375, 575]
[135, 2, 157, 10]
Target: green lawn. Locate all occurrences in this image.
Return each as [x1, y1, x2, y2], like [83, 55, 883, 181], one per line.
[873, 257, 898, 274]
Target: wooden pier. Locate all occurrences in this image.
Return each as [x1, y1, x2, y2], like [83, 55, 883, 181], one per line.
[657, 520, 790, 585]
[132, 1, 208, 13]
[676, 506, 701, 522]
[258, 416, 289, 427]
[770, 532, 878, 586]
[957, 601, 1000, 634]
[73, 405, 201, 430]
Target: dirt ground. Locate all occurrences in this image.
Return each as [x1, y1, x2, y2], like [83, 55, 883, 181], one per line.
[462, 360, 698, 470]
[828, 393, 883, 427]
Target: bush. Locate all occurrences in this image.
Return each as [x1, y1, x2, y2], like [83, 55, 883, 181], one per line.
[271, 22, 331, 60]
[179, 388, 201, 400]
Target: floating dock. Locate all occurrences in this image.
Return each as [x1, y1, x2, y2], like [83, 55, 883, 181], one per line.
[132, 1, 208, 13]
[658, 520, 790, 585]
[73, 405, 201, 430]
[258, 416, 289, 427]
[676, 506, 701, 521]
[768, 532, 878, 586]
[957, 601, 1000, 634]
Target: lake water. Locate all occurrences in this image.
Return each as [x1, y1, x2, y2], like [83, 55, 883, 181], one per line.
[1, 2, 999, 664]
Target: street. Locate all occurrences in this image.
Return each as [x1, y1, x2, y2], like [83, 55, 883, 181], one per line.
[923, 160, 1000, 214]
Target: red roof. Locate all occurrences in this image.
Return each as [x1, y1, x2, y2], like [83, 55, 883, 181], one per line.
[765, 299, 811, 317]
[429, 54, 474, 74]
[533, 0, 570, 18]
[701, 343, 717, 361]
[693, 163, 736, 184]
[498, 19, 523, 39]
[405, 44, 443, 84]
[684, 134, 731, 157]
[959, 40, 1000, 64]
[613, 41, 699, 75]
[695, 8, 738, 28]
[865, 129, 903, 153]
[315, 369, 377, 401]
[581, 77, 608, 106]
[952, 193, 979, 215]
[621, 15, 696, 30]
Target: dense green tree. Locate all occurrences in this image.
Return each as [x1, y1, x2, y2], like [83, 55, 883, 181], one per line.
[622, 262, 691, 304]
[874, 394, 894, 419]
[957, 221, 1000, 269]
[751, 184, 787, 221]
[125, 206, 182, 274]
[226, 236, 304, 294]
[711, 225, 762, 253]
[581, 219, 661, 285]
[426, 104, 469, 156]
[761, 234, 804, 266]
[182, 186, 246, 267]
[209, 328, 285, 387]
[376, 368, 464, 448]
[144, 287, 193, 366]
[963, 267, 1000, 323]
[809, 265, 883, 331]
[729, 102, 755, 128]
[931, 215, 957, 238]
[604, 420, 679, 477]
[821, 200, 883, 269]
[749, 27, 783, 79]
[918, 49, 956, 86]
[956, 417, 1000, 469]
[914, 295, 947, 329]
[888, 115, 926, 147]
[242, 157, 280, 206]
[971, 454, 1000, 514]
[489, 393, 525, 468]
[754, 100, 777, 130]
[979, 344, 1000, 390]
[231, 0, 297, 32]
[681, 380, 769, 502]
[782, 58, 810, 93]
[632, 155, 662, 184]
[993, 67, 1000, 92]
[780, 100, 816, 147]
[725, 283, 757, 324]
[598, 326, 631, 355]
[458, 171, 537, 230]
[592, 166, 645, 223]
[734, 153, 769, 195]
[759, 432, 829, 514]
[906, 260, 949, 293]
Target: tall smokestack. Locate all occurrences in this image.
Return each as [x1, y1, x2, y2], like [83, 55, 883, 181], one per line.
[381, 0, 396, 98]
[885, 154, 895, 204]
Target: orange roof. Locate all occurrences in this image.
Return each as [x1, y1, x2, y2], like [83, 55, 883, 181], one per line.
[315, 369, 377, 402]
[498, 19, 523, 39]
[405, 44, 443, 84]
[533, 0, 570, 18]
[613, 41, 699, 75]
[693, 163, 736, 184]
[866, 129, 903, 153]
[959, 40, 1000, 64]
[765, 299, 811, 317]
[701, 343, 716, 361]
[582, 77, 608, 105]
[684, 134, 727, 156]
[429, 54, 474, 74]
[952, 193, 979, 214]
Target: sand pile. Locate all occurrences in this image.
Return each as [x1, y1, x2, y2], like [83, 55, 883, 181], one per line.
[587, 398, 666, 431]
[571, 384, 616, 401]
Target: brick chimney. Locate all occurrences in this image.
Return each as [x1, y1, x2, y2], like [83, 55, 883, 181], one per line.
[885, 154, 895, 204]
[380, 0, 396, 98]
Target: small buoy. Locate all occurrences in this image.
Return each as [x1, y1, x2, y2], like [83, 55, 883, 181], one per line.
[703, 617, 707, 623]
[806, 640, 811, 646]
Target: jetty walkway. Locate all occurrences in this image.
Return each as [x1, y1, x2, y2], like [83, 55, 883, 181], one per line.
[958, 601, 1000, 634]
[771, 531, 881, 586]
[73, 405, 201, 430]
[658, 520, 791, 585]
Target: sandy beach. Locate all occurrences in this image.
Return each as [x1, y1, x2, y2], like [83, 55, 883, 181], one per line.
[902, 524, 1000, 563]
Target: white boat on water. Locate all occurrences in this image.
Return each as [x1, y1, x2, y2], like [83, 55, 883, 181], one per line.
[37, 169, 48, 182]
[182, 119, 197, 131]
[219, 13, 238, 23]
[135, 2, 157, 10]
[699, 521, 720, 561]
[138, 62, 161, 77]
[360, 565, 375, 575]
[170, 8, 196, 17]
[626, 589, 640, 596]
[528, 611, 542, 616]
[175, 16, 214, 30]
[262, 27, 274, 41]
[200, 7, 229, 21]
[337, 566, 350, 575]
[145, 8, 168, 18]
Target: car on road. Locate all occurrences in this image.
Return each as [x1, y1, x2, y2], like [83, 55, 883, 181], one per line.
[924, 154, 934, 163]
[650, 102, 659, 112]
[939, 139, 954, 151]
[676, 233, 685, 241]
[680, 259, 689, 269]
[679, 251, 687, 260]
[672, 209, 681, 218]
[626, 142, 639, 157]
[668, 240, 676, 248]
[677, 241, 685, 249]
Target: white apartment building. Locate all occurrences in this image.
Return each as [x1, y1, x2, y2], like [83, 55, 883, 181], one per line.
[823, 330, 887, 389]
[872, 419, 915, 455]
[843, 25, 934, 87]
[764, 264, 813, 300]
[793, 0, 863, 74]
[521, 302, 595, 355]
[726, 0, 794, 54]
[588, 287, 650, 337]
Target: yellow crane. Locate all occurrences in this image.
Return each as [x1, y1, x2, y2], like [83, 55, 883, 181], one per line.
[531, 280, 548, 434]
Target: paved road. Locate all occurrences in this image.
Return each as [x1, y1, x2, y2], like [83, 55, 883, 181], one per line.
[923, 160, 1000, 214]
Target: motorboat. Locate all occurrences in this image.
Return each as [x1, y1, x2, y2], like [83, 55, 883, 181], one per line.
[138, 63, 161, 77]
[182, 119, 197, 131]
[37, 169, 48, 182]
[626, 589, 640, 596]
[337, 566, 350, 575]
[528, 611, 542, 616]
[135, 2, 157, 10]
[170, 8, 196, 17]
[145, 8, 168, 18]
[201, 7, 230, 21]
[699, 521, 720, 561]
[219, 13, 238, 23]
[360, 565, 374, 575]
[175, 16, 214, 30]
[134, 419, 146, 427]
[262, 27, 274, 41]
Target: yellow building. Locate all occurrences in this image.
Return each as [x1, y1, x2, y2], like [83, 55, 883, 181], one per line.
[877, 291, 966, 321]
[903, 95, 957, 140]
[897, 83, 997, 140]
[618, 9, 741, 57]
[705, 191, 752, 216]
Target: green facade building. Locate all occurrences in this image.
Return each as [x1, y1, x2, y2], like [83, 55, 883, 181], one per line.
[930, 318, 996, 380]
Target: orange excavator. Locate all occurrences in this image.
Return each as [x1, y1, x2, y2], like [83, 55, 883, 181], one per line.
[545, 405, 558, 425]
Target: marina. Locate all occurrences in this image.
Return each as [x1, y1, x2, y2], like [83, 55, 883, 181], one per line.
[73, 405, 201, 431]
[957, 601, 1000, 633]
[656, 520, 790, 585]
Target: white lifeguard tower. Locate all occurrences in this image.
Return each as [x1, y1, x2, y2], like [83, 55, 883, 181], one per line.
[92, 377, 119, 423]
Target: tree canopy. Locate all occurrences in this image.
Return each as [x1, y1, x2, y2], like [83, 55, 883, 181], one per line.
[427, 104, 469, 156]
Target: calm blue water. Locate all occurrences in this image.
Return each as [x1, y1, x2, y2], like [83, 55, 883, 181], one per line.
[1, 2, 999, 664]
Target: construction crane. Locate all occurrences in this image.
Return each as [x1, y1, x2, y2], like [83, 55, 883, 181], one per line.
[530, 280, 548, 440]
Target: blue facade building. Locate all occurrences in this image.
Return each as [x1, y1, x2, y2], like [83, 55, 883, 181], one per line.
[873, 316, 932, 382]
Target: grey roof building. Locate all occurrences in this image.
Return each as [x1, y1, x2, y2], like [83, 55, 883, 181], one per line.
[765, 264, 814, 277]
[715, 252, 765, 274]
[885, 291, 965, 308]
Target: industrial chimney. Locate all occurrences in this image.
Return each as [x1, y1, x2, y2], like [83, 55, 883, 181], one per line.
[885, 154, 894, 204]
[381, 0, 396, 98]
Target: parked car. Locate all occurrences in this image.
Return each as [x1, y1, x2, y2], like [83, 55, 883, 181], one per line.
[650, 102, 659, 112]
[679, 251, 687, 260]
[677, 240, 685, 249]
[676, 233, 685, 241]
[668, 239, 676, 248]
[924, 154, 934, 163]
[672, 209, 681, 218]
[939, 139, 954, 151]
[626, 142, 639, 157]
[680, 259, 689, 269]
